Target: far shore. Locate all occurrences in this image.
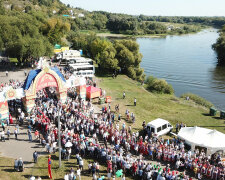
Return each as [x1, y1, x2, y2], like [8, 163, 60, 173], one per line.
[96, 32, 167, 38]
[96, 27, 215, 39]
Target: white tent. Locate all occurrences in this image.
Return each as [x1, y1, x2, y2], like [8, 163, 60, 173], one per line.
[203, 130, 225, 154]
[178, 126, 225, 154]
[65, 75, 86, 88]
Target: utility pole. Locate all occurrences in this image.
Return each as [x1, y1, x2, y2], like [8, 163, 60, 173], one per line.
[58, 109, 61, 168]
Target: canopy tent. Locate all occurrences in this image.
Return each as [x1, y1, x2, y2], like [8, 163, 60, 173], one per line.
[86, 86, 101, 99]
[178, 126, 225, 154]
[54, 44, 61, 49]
[65, 75, 86, 88]
[203, 130, 225, 154]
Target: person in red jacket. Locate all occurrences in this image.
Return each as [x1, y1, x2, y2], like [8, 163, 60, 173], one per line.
[132, 162, 137, 176]
[9, 114, 13, 124]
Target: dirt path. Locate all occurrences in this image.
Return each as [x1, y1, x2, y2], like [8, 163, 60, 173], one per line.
[0, 69, 44, 168]
[0, 122, 45, 168]
[0, 68, 31, 83]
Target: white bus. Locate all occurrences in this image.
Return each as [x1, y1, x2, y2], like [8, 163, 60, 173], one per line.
[68, 57, 93, 65]
[69, 64, 95, 77]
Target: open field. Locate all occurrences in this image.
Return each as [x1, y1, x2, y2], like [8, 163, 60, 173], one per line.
[97, 75, 225, 133]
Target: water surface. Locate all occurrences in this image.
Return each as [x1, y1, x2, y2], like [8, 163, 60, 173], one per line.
[137, 29, 225, 110]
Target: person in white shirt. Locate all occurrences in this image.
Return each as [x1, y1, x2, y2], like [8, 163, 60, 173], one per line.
[77, 168, 81, 180]
[107, 172, 112, 180]
[30, 176, 35, 180]
[64, 173, 69, 180]
[121, 175, 125, 180]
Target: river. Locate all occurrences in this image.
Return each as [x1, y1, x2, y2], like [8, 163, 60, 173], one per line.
[137, 29, 225, 110]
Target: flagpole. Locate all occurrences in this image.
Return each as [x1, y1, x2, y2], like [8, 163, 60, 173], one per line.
[58, 109, 61, 168]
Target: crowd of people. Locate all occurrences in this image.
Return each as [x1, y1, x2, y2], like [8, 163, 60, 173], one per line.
[16, 86, 224, 180]
[0, 65, 224, 180]
[0, 79, 24, 92]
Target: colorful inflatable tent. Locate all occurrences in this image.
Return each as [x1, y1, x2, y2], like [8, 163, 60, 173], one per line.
[86, 86, 101, 99]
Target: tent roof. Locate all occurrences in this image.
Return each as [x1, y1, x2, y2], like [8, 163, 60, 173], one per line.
[203, 130, 225, 149]
[178, 126, 225, 150]
[147, 118, 170, 128]
[23, 67, 65, 90]
[54, 44, 61, 49]
[86, 86, 101, 93]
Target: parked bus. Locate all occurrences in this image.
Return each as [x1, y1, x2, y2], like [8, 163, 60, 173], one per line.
[68, 57, 93, 65]
[69, 64, 95, 78]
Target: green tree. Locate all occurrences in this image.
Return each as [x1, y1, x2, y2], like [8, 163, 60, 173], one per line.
[0, 0, 5, 15]
[0, 37, 3, 50]
[146, 76, 174, 94]
[114, 39, 143, 79]
[42, 18, 71, 44]
[212, 26, 225, 65]
[90, 39, 118, 71]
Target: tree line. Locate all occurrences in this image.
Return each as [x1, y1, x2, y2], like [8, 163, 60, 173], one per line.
[0, 1, 70, 63]
[67, 10, 225, 35]
[213, 26, 225, 66]
[69, 12, 202, 35]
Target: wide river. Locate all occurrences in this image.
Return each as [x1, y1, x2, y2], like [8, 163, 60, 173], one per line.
[137, 29, 225, 110]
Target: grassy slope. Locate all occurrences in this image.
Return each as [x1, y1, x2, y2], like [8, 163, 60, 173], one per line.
[97, 75, 225, 133]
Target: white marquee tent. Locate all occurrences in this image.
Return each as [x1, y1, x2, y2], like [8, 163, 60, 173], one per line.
[178, 126, 225, 154]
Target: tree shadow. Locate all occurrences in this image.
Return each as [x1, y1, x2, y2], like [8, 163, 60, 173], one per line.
[213, 116, 224, 120]
[202, 113, 211, 116]
[31, 145, 42, 149]
[23, 175, 49, 179]
[2, 168, 15, 172]
[115, 97, 123, 100]
[50, 154, 59, 161]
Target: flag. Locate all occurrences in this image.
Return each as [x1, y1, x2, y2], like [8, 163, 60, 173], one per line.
[48, 156, 52, 179]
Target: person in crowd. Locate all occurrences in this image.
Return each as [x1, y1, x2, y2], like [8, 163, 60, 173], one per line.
[33, 151, 38, 163]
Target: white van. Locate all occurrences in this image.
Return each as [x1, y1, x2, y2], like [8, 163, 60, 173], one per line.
[146, 118, 173, 137]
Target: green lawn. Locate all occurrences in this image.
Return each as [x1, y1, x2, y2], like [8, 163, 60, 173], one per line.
[97, 75, 225, 133]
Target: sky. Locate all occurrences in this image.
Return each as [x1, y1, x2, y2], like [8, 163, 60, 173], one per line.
[61, 0, 225, 17]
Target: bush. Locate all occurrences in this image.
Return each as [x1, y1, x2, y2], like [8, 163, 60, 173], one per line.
[145, 76, 174, 94]
[180, 93, 213, 108]
[145, 76, 155, 86]
[127, 67, 136, 79]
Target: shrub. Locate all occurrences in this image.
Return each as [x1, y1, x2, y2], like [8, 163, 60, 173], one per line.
[145, 76, 155, 86]
[180, 93, 213, 108]
[145, 76, 174, 94]
[127, 67, 136, 79]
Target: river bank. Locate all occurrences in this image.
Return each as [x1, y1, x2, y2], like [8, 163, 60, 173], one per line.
[97, 75, 225, 133]
[96, 32, 167, 38]
[96, 29, 204, 38]
[80, 25, 204, 39]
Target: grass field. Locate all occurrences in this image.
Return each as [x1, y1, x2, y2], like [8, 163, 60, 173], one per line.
[97, 75, 225, 133]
